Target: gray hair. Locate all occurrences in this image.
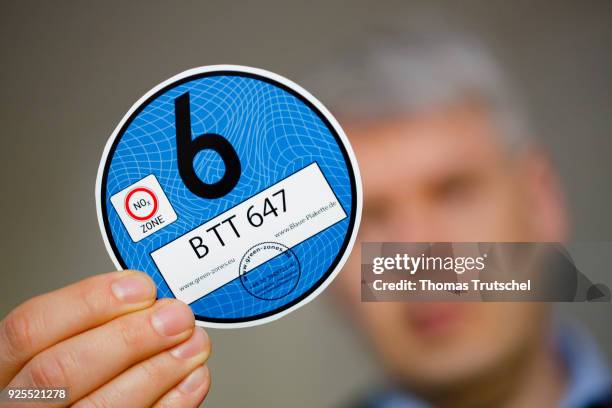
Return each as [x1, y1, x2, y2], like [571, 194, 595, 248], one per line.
[305, 28, 532, 151]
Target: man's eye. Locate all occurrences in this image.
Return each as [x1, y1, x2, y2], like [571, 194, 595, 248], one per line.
[434, 175, 479, 203]
[363, 201, 389, 222]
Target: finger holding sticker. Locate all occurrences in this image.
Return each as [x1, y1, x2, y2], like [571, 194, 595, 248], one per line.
[96, 66, 362, 328]
[0, 271, 211, 407]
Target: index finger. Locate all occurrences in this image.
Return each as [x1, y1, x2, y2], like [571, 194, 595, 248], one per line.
[0, 270, 156, 386]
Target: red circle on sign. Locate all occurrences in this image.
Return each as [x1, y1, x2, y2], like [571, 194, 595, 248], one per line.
[124, 187, 158, 221]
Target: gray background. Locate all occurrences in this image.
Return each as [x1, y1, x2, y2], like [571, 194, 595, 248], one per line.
[1, 1, 611, 407]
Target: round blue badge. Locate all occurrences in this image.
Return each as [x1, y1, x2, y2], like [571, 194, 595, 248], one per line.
[96, 66, 362, 328]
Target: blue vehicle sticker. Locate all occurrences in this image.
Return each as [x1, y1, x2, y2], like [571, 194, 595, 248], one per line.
[96, 66, 362, 328]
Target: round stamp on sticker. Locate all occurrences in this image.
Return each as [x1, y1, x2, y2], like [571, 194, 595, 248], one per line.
[239, 242, 301, 301]
[95, 65, 362, 328]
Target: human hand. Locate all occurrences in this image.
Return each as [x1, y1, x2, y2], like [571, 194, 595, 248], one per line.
[0, 270, 211, 407]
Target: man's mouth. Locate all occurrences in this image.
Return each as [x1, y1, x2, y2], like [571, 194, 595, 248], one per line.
[406, 303, 465, 338]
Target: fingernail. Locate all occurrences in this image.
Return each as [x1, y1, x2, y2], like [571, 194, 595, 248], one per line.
[178, 366, 209, 394]
[170, 328, 209, 360]
[111, 274, 155, 303]
[151, 302, 194, 336]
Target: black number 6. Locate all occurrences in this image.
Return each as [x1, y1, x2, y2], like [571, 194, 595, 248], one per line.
[175, 92, 241, 199]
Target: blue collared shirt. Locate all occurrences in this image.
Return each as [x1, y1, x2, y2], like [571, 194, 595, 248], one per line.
[366, 323, 611, 408]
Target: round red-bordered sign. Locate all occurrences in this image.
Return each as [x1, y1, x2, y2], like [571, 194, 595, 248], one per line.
[124, 187, 158, 221]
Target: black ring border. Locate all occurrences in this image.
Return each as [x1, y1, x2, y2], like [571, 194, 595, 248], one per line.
[100, 70, 358, 325]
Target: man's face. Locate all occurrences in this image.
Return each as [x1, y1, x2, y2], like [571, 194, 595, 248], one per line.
[335, 103, 567, 391]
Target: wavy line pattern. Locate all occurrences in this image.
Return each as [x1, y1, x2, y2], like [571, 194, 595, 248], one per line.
[104, 74, 353, 320]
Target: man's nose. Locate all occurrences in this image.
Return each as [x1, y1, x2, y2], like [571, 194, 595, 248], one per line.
[388, 204, 442, 242]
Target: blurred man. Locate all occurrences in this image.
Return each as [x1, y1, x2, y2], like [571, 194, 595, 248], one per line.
[311, 30, 612, 408]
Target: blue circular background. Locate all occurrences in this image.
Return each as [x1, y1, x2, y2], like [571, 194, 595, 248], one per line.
[100, 70, 356, 323]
